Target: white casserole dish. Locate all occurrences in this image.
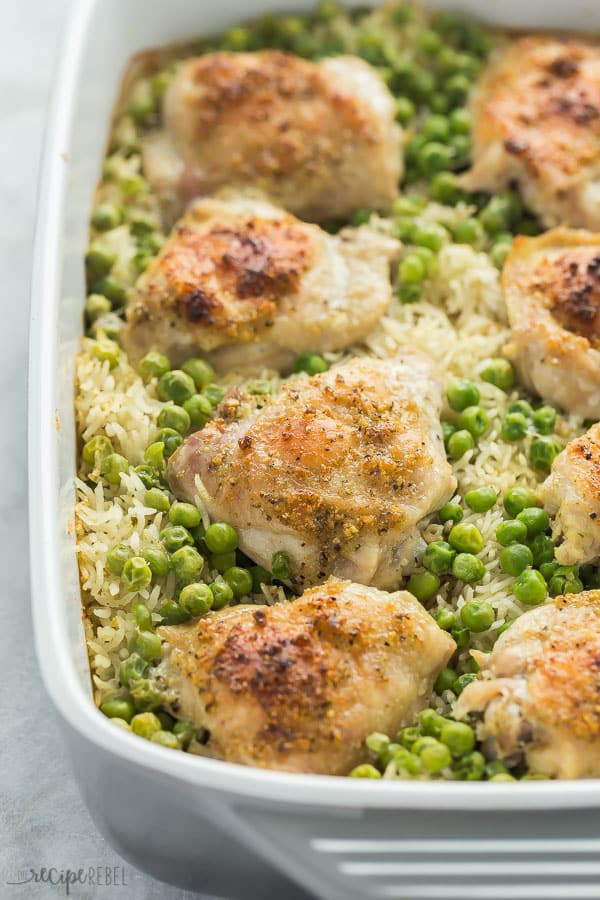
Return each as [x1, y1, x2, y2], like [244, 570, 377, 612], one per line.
[29, 1, 600, 897]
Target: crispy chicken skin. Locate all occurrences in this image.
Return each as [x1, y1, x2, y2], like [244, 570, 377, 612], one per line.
[503, 228, 600, 418]
[142, 51, 403, 224]
[455, 591, 600, 779]
[121, 194, 399, 372]
[539, 422, 600, 566]
[463, 36, 600, 229]
[168, 352, 456, 590]
[159, 579, 456, 774]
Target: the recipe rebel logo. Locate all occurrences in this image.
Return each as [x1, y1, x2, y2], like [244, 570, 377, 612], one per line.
[5, 866, 130, 895]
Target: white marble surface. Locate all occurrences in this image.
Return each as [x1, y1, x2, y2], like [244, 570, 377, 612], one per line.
[0, 3, 210, 897]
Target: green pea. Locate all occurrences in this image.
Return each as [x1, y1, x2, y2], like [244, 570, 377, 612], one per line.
[449, 107, 471, 134]
[183, 394, 213, 430]
[122, 557, 152, 591]
[502, 412, 528, 442]
[181, 357, 215, 389]
[173, 719, 197, 749]
[419, 141, 453, 174]
[151, 69, 172, 99]
[440, 720, 475, 756]
[155, 427, 183, 459]
[447, 429, 475, 459]
[92, 339, 120, 369]
[433, 608, 456, 631]
[144, 442, 165, 468]
[398, 726, 421, 749]
[350, 764, 381, 778]
[532, 405, 556, 435]
[157, 370, 196, 405]
[171, 546, 204, 583]
[548, 572, 583, 597]
[82, 434, 114, 466]
[118, 173, 147, 198]
[464, 486, 496, 512]
[434, 666, 458, 694]
[490, 242, 512, 269]
[159, 599, 191, 625]
[272, 550, 292, 581]
[398, 282, 422, 304]
[85, 293, 112, 322]
[540, 560, 560, 582]
[413, 226, 445, 251]
[350, 207, 372, 226]
[91, 274, 128, 307]
[131, 711, 162, 738]
[452, 672, 478, 695]
[404, 135, 426, 166]
[410, 68, 436, 101]
[516, 507, 549, 537]
[133, 630, 162, 662]
[499, 543, 533, 576]
[91, 203, 123, 231]
[407, 570, 440, 602]
[455, 750, 486, 780]
[445, 73, 471, 106]
[513, 568, 547, 606]
[392, 195, 425, 217]
[452, 553, 485, 583]
[205, 522, 238, 554]
[399, 253, 426, 283]
[293, 352, 329, 375]
[134, 603, 153, 631]
[100, 698, 135, 722]
[106, 543, 131, 576]
[413, 246, 438, 277]
[139, 351, 171, 382]
[452, 218, 482, 245]
[423, 541, 456, 575]
[144, 488, 170, 512]
[159, 525, 194, 553]
[130, 677, 164, 712]
[460, 599, 494, 632]
[101, 452, 129, 485]
[395, 96, 416, 124]
[169, 501, 201, 529]
[202, 383, 226, 406]
[89, 312, 122, 342]
[211, 551, 237, 573]
[422, 114, 451, 143]
[224, 566, 253, 597]
[418, 708, 447, 737]
[530, 436, 561, 472]
[448, 523, 484, 554]
[446, 378, 480, 412]
[439, 502, 464, 524]
[458, 405, 489, 438]
[503, 486, 539, 518]
[507, 399, 534, 419]
[141, 545, 170, 577]
[86, 243, 116, 279]
[496, 519, 527, 546]
[210, 580, 234, 610]
[418, 28, 442, 55]
[134, 465, 157, 488]
[179, 582, 213, 617]
[580, 564, 600, 589]
[430, 171, 462, 203]
[251, 566, 272, 592]
[421, 741, 452, 773]
[119, 653, 149, 687]
[158, 405, 190, 434]
[365, 731, 390, 755]
[441, 421, 456, 444]
[479, 358, 515, 392]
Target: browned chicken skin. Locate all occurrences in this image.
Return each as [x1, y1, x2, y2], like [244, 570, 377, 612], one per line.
[121, 194, 399, 372]
[540, 422, 600, 565]
[503, 228, 600, 418]
[464, 36, 600, 229]
[167, 352, 456, 590]
[455, 591, 600, 778]
[142, 51, 402, 223]
[159, 579, 456, 774]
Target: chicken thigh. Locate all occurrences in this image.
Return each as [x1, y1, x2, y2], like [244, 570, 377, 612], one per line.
[159, 578, 456, 774]
[121, 193, 399, 372]
[168, 352, 456, 590]
[463, 36, 600, 229]
[142, 51, 402, 224]
[503, 228, 600, 419]
[455, 590, 600, 779]
[539, 422, 600, 566]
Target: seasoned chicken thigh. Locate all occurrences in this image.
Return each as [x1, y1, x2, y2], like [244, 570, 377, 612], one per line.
[539, 422, 600, 565]
[168, 352, 456, 590]
[142, 51, 402, 224]
[503, 229, 600, 418]
[159, 578, 456, 774]
[121, 194, 399, 372]
[463, 36, 600, 229]
[455, 591, 600, 779]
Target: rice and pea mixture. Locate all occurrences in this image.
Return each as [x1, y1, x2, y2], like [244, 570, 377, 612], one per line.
[76, 1, 598, 777]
